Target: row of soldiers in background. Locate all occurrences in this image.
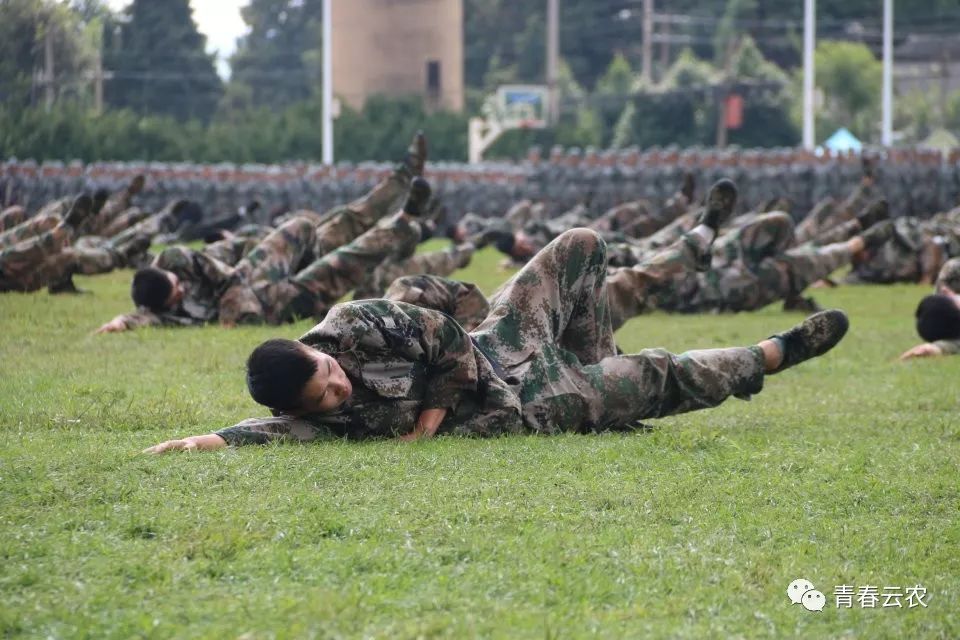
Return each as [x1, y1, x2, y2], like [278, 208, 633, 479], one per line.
[2, 130, 938, 338]
[3, 146, 960, 226]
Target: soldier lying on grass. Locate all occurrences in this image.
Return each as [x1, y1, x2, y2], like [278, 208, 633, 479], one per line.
[900, 257, 960, 360]
[144, 226, 850, 453]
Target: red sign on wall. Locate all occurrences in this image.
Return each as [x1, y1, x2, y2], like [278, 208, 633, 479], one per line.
[725, 94, 744, 129]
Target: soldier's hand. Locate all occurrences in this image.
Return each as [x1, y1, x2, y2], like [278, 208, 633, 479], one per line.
[94, 318, 127, 334]
[143, 439, 196, 454]
[899, 343, 944, 360]
[143, 434, 227, 454]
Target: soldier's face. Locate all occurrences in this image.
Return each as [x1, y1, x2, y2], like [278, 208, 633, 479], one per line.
[295, 350, 353, 414]
[512, 233, 537, 259]
[936, 288, 960, 311]
[165, 272, 184, 308]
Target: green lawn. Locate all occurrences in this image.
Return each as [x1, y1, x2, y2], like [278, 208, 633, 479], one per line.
[1, 245, 958, 638]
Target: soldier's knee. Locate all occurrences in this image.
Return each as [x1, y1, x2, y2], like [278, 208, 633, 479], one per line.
[557, 228, 607, 264]
[755, 212, 795, 240]
[384, 275, 422, 298]
[559, 227, 603, 247]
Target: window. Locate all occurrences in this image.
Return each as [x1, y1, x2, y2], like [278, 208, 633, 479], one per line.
[426, 60, 441, 95]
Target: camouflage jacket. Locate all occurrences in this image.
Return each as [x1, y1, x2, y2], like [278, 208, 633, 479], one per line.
[848, 216, 960, 285]
[382, 274, 490, 331]
[215, 300, 523, 444]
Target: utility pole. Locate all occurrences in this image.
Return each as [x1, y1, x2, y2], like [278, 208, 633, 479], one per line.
[802, 0, 815, 150]
[881, 0, 893, 146]
[546, 0, 559, 124]
[659, 8, 670, 71]
[322, 0, 334, 164]
[44, 26, 56, 111]
[642, 0, 654, 84]
[93, 44, 104, 114]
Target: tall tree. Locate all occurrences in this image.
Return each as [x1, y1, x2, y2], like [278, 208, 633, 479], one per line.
[0, 0, 94, 109]
[106, 0, 222, 122]
[229, 0, 323, 109]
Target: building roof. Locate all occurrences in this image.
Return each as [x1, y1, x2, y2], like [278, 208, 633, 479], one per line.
[896, 34, 960, 62]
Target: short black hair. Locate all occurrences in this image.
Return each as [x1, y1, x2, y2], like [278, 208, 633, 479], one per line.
[131, 267, 173, 312]
[493, 232, 515, 256]
[92, 188, 110, 210]
[246, 339, 318, 411]
[203, 230, 228, 244]
[915, 294, 960, 342]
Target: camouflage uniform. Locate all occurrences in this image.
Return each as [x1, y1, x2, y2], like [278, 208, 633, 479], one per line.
[309, 170, 411, 258]
[80, 179, 143, 237]
[847, 213, 960, 285]
[98, 207, 152, 239]
[0, 206, 25, 232]
[67, 205, 182, 276]
[383, 274, 490, 331]
[0, 223, 72, 292]
[609, 213, 854, 315]
[114, 210, 421, 329]
[0, 212, 60, 250]
[201, 226, 272, 266]
[353, 243, 475, 300]
[218, 210, 421, 325]
[215, 229, 768, 443]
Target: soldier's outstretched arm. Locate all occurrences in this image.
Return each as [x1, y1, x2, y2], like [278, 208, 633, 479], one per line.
[143, 434, 227, 454]
[94, 310, 202, 334]
[95, 312, 160, 334]
[147, 415, 331, 452]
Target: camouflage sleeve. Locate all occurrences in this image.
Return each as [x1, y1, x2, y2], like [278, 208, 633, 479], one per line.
[201, 236, 259, 265]
[193, 252, 236, 289]
[155, 247, 235, 290]
[933, 339, 960, 356]
[214, 416, 331, 446]
[383, 275, 490, 331]
[116, 311, 163, 330]
[116, 309, 205, 330]
[311, 300, 480, 411]
[935, 257, 960, 293]
[394, 303, 479, 411]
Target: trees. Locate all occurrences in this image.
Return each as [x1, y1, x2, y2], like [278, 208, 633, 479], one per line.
[229, 0, 323, 110]
[0, 0, 95, 109]
[810, 41, 882, 142]
[106, 0, 222, 122]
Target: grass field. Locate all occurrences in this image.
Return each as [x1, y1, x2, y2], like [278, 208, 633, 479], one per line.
[1, 243, 958, 638]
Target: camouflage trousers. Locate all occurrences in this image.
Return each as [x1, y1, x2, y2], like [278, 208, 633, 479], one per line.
[844, 216, 936, 284]
[202, 228, 271, 266]
[608, 212, 854, 315]
[936, 257, 960, 293]
[218, 209, 421, 325]
[0, 224, 71, 292]
[54, 207, 177, 279]
[606, 209, 701, 267]
[672, 229, 853, 314]
[0, 206, 25, 232]
[0, 212, 60, 250]
[80, 190, 136, 237]
[470, 228, 766, 434]
[353, 243, 475, 300]
[383, 274, 491, 330]
[504, 199, 547, 229]
[98, 207, 151, 239]
[311, 170, 410, 258]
